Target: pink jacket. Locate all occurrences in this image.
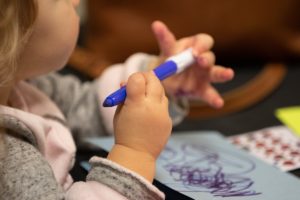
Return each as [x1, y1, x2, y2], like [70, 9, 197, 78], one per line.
[0, 53, 171, 200]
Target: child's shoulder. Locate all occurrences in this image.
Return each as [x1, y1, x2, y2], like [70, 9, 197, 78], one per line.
[0, 110, 38, 146]
[0, 113, 64, 199]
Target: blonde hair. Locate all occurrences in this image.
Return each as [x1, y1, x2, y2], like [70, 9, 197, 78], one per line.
[0, 0, 37, 86]
[0, 0, 37, 158]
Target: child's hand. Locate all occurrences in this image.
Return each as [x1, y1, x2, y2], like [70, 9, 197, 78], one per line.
[113, 71, 172, 158]
[151, 21, 234, 108]
[108, 71, 172, 181]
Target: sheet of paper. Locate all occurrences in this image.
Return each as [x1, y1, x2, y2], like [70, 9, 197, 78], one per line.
[86, 131, 300, 200]
[228, 126, 300, 171]
[275, 106, 300, 136]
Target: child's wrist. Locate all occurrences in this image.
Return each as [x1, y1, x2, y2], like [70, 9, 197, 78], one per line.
[107, 144, 156, 182]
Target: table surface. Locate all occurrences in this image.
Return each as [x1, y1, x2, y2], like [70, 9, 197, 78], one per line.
[68, 63, 300, 200]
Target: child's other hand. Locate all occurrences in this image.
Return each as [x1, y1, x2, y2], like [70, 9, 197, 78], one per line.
[151, 21, 234, 109]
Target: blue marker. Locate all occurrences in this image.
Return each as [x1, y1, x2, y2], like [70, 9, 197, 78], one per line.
[103, 48, 195, 107]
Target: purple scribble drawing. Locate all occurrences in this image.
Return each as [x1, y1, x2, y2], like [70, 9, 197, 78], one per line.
[159, 143, 261, 197]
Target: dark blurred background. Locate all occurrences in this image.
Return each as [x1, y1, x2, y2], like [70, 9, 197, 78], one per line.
[77, 0, 300, 65]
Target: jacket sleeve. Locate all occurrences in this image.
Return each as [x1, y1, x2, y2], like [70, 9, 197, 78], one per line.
[66, 157, 165, 200]
[0, 133, 164, 200]
[29, 72, 109, 147]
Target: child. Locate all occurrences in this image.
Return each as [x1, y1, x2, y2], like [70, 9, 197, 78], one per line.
[0, 0, 234, 199]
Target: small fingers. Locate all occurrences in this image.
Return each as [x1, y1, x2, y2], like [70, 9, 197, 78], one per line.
[192, 33, 214, 54]
[209, 66, 234, 83]
[151, 20, 177, 56]
[144, 71, 165, 101]
[175, 33, 214, 56]
[126, 72, 146, 103]
[197, 51, 216, 68]
[176, 68, 198, 94]
[196, 84, 224, 108]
